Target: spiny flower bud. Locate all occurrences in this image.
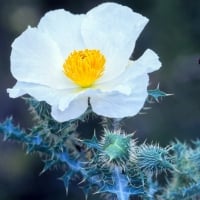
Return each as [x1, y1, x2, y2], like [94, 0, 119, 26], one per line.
[136, 144, 172, 175]
[99, 129, 136, 168]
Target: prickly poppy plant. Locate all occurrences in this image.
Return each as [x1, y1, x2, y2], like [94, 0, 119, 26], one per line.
[1, 2, 200, 200]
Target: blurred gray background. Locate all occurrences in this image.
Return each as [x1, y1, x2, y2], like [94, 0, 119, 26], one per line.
[0, 0, 200, 199]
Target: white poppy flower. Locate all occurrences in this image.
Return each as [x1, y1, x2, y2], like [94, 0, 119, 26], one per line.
[7, 2, 161, 122]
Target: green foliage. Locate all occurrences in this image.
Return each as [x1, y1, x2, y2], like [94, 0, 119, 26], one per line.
[1, 96, 200, 200]
[162, 140, 200, 200]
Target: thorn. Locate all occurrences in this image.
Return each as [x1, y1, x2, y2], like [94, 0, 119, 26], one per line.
[165, 93, 174, 96]
[143, 106, 152, 110]
[78, 178, 86, 185]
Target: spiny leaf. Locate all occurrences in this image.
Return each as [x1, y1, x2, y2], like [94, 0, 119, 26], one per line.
[99, 167, 143, 200]
[82, 133, 101, 150]
[148, 84, 172, 102]
[0, 117, 25, 140]
[80, 184, 93, 200]
[164, 182, 200, 200]
[40, 160, 57, 175]
[56, 152, 82, 172]
[58, 171, 75, 195]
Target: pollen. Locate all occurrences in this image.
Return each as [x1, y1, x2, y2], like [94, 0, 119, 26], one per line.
[63, 49, 105, 88]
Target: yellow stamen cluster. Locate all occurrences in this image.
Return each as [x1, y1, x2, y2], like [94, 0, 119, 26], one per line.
[63, 49, 105, 88]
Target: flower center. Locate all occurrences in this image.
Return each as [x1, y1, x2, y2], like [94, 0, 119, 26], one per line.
[63, 49, 105, 88]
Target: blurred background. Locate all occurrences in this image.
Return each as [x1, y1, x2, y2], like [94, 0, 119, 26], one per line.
[0, 0, 200, 199]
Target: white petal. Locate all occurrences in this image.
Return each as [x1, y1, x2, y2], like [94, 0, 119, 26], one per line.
[90, 74, 149, 118]
[11, 27, 75, 89]
[96, 49, 160, 95]
[94, 79, 132, 95]
[8, 82, 61, 105]
[7, 82, 27, 98]
[129, 49, 161, 77]
[51, 96, 88, 122]
[38, 9, 85, 58]
[7, 81, 80, 110]
[82, 2, 149, 83]
[8, 82, 88, 122]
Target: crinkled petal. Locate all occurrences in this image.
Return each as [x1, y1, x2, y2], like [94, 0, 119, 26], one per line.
[38, 9, 85, 58]
[11, 27, 75, 89]
[103, 49, 161, 90]
[82, 2, 149, 83]
[94, 49, 160, 95]
[90, 74, 149, 118]
[51, 96, 88, 122]
[128, 49, 161, 78]
[7, 82, 80, 111]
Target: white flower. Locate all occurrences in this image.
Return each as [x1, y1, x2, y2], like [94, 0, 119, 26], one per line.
[7, 2, 161, 122]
